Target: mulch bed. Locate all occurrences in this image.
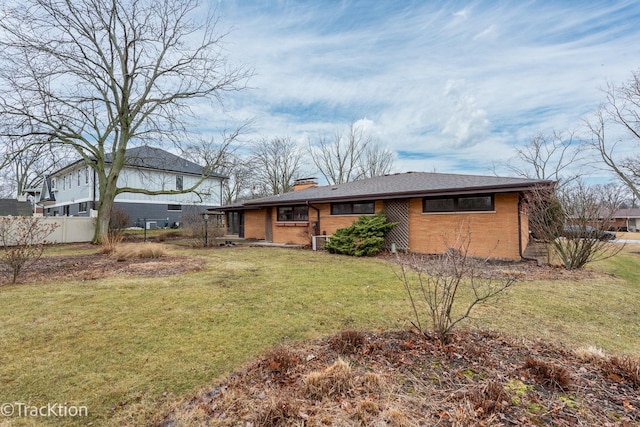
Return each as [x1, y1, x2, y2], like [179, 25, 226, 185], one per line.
[159, 329, 640, 426]
[0, 245, 206, 285]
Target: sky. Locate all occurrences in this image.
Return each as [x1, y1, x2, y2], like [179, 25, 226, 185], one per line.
[209, 0, 640, 181]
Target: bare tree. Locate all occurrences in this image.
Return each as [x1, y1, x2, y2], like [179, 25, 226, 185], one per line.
[250, 137, 304, 195]
[527, 180, 624, 269]
[586, 71, 640, 200]
[180, 124, 253, 204]
[0, 136, 71, 198]
[218, 155, 253, 204]
[309, 122, 394, 185]
[501, 130, 585, 188]
[396, 223, 520, 344]
[0, 0, 251, 242]
[358, 142, 395, 180]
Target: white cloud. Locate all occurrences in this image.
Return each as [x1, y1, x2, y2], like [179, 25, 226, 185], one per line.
[212, 1, 640, 180]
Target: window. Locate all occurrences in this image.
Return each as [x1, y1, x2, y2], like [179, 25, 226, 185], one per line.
[423, 198, 455, 212]
[277, 205, 308, 222]
[176, 175, 183, 191]
[168, 204, 182, 211]
[77, 170, 81, 186]
[457, 196, 493, 211]
[85, 167, 90, 184]
[63, 205, 70, 216]
[331, 201, 375, 215]
[51, 178, 56, 190]
[78, 202, 88, 213]
[423, 195, 494, 213]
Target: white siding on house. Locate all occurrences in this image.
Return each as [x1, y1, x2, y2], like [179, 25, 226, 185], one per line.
[49, 163, 222, 209]
[114, 168, 221, 205]
[51, 165, 94, 206]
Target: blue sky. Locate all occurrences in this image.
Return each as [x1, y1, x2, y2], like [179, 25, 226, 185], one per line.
[210, 0, 640, 179]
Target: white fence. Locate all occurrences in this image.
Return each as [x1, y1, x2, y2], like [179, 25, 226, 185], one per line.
[44, 217, 95, 243]
[1, 216, 95, 244]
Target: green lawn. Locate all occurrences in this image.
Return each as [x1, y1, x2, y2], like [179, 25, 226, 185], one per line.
[0, 245, 638, 426]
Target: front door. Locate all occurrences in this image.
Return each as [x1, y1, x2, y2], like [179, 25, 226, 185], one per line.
[227, 211, 245, 238]
[265, 208, 273, 242]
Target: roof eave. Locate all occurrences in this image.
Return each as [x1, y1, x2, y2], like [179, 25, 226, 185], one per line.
[241, 181, 550, 208]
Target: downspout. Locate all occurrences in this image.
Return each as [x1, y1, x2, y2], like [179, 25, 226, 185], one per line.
[92, 168, 97, 211]
[519, 192, 538, 262]
[307, 202, 321, 236]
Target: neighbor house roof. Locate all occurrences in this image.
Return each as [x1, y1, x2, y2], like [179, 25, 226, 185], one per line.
[227, 172, 551, 208]
[613, 208, 640, 218]
[0, 199, 33, 216]
[49, 145, 227, 179]
[104, 145, 227, 178]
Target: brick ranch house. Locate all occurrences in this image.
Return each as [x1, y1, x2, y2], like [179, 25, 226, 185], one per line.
[220, 172, 551, 260]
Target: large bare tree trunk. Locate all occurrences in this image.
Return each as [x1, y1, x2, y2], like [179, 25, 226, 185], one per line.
[0, 0, 251, 243]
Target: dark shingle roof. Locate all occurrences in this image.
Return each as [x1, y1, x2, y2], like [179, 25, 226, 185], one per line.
[50, 145, 227, 178]
[238, 172, 551, 207]
[0, 199, 33, 216]
[104, 146, 226, 178]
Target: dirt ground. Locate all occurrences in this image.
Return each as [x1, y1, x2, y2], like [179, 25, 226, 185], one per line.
[0, 244, 206, 286]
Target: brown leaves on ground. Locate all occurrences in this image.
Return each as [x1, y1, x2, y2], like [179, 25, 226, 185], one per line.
[159, 329, 640, 426]
[0, 244, 206, 285]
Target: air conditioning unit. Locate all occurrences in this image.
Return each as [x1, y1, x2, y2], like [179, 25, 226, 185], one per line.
[146, 221, 157, 230]
[312, 235, 331, 251]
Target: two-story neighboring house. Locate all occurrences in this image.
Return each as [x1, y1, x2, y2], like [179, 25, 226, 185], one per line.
[38, 145, 227, 228]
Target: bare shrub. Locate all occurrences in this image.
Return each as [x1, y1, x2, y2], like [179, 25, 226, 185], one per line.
[605, 355, 640, 387]
[330, 329, 366, 355]
[396, 223, 520, 343]
[110, 206, 130, 230]
[524, 357, 572, 389]
[0, 216, 58, 283]
[180, 207, 224, 247]
[526, 181, 625, 269]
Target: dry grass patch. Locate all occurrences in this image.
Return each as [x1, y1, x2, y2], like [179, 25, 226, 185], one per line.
[114, 243, 168, 260]
[303, 358, 354, 400]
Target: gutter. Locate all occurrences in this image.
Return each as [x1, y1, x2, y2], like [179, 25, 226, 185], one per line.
[307, 202, 321, 236]
[92, 167, 97, 210]
[518, 192, 540, 264]
[242, 182, 553, 209]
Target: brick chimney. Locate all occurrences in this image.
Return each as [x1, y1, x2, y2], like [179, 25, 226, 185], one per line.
[293, 177, 318, 191]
